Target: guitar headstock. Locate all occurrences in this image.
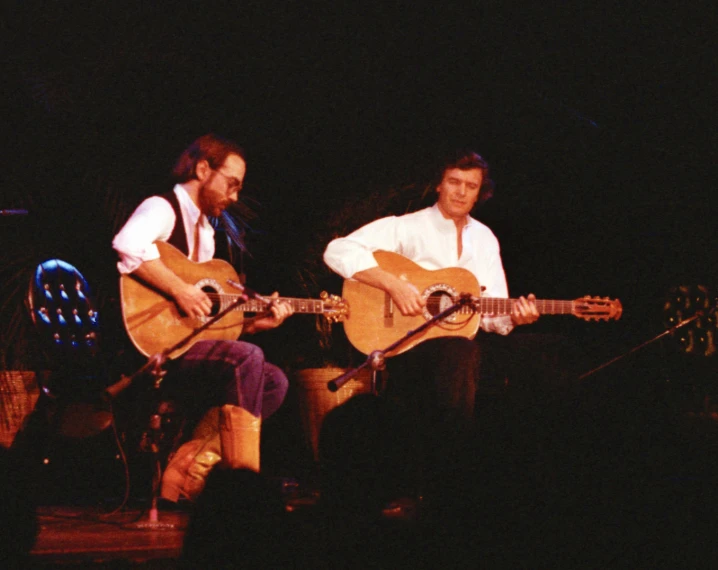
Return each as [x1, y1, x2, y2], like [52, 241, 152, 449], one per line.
[320, 291, 349, 322]
[573, 296, 623, 321]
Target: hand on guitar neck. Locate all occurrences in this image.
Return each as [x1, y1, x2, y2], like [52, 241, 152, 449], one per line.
[241, 291, 294, 334]
[510, 293, 540, 326]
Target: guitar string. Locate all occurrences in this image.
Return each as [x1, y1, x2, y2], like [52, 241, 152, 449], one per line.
[201, 292, 331, 313]
[200, 292, 612, 316]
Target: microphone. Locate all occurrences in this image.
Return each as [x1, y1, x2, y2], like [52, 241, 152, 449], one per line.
[226, 279, 274, 306]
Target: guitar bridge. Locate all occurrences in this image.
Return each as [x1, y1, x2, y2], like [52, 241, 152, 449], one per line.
[384, 291, 394, 327]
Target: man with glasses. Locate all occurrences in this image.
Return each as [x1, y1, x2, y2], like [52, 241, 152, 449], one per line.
[113, 133, 293, 503]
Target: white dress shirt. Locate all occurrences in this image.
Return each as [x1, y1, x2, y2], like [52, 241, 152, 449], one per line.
[323, 204, 514, 334]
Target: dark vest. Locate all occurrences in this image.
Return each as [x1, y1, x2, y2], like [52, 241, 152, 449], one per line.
[159, 190, 235, 265]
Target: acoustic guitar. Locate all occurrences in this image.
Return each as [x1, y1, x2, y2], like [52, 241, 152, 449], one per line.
[342, 251, 622, 357]
[120, 241, 348, 359]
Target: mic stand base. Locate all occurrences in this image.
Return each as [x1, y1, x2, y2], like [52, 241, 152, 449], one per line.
[125, 430, 183, 531]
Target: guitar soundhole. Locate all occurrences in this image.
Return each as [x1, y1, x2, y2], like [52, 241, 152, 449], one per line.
[201, 286, 221, 316]
[425, 291, 456, 317]
[421, 283, 472, 327]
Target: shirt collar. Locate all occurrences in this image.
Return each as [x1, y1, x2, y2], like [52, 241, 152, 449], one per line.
[429, 203, 472, 232]
[174, 184, 204, 226]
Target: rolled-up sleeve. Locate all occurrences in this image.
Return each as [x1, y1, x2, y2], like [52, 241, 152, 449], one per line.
[112, 197, 176, 274]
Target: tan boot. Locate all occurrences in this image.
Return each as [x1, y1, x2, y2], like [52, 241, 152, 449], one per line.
[219, 404, 261, 472]
[161, 408, 222, 502]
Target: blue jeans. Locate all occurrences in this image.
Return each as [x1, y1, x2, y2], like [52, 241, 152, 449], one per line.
[165, 340, 288, 425]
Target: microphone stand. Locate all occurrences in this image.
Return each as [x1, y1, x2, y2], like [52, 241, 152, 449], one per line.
[328, 293, 476, 393]
[579, 307, 716, 380]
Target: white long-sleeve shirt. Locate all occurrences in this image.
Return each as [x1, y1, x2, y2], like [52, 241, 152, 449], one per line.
[112, 185, 215, 274]
[323, 203, 514, 334]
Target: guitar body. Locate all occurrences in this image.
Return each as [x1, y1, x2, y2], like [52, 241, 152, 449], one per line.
[120, 242, 246, 359]
[342, 251, 482, 357]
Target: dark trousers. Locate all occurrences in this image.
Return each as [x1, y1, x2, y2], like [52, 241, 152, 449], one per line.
[381, 336, 480, 499]
[385, 336, 480, 426]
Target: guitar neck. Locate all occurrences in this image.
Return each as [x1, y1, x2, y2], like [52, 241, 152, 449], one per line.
[227, 295, 329, 315]
[476, 298, 575, 316]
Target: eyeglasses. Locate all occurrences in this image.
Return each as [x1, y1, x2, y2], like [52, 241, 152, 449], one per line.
[212, 169, 243, 192]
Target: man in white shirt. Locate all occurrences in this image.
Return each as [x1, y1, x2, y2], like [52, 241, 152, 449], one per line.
[113, 133, 294, 502]
[323, 149, 539, 426]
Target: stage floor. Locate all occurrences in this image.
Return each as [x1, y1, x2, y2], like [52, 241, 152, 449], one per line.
[31, 506, 189, 568]
[29, 491, 415, 569]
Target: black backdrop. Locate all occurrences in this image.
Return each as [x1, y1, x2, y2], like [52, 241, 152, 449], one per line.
[2, 2, 716, 368]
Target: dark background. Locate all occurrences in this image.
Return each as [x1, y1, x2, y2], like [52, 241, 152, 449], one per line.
[1, 2, 716, 371]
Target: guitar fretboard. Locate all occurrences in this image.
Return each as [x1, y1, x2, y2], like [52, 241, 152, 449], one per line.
[426, 297, 576, 316]
[475, 298, 575, 316]
[213, 294, 328, 314]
